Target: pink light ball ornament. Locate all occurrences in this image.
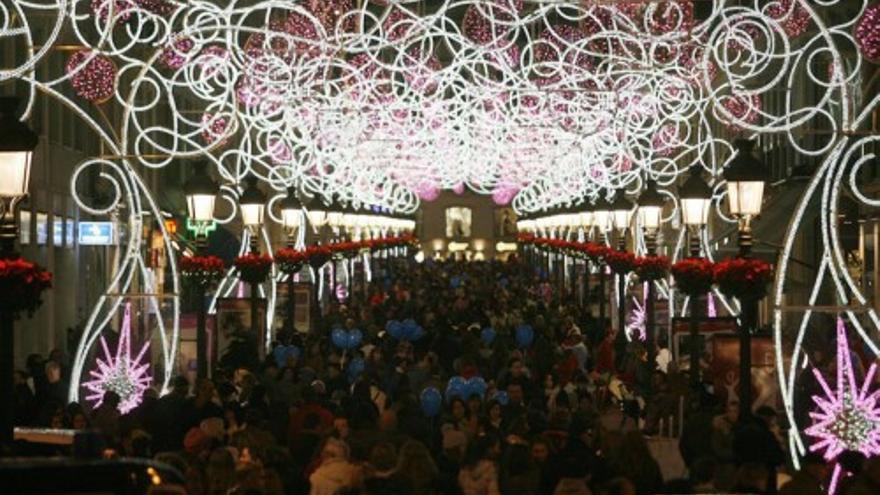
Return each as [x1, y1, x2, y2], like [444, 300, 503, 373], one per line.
[160, 37, 196, 70]
[201, 112, 233, 148]
[135, 0, 175, 16]
[648, 1, 694, 35]
[91, 0, 135, 24]
[462, 0, 524, 45]
[268, 138, 293, 164]
[196, 45, 229, 78]
[382, 5, 422, 42]
[652, 124, 682, 158]
[66, 50, 118, 104]
[452, 183, 465, 195]
[491, 185, 519, 206]
[403, 48, 442, 95]
[721, 93, 762, 131]
[767, 0, 811, 39]
[856, 3, 880, 63]
[415, 181, 440, 201]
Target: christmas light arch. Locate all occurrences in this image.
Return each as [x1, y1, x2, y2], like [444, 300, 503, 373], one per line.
[1, 1, 878, 474]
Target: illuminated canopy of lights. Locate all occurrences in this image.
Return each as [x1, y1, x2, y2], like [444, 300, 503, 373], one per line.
[5, 1, 880, 461]
[805, 317, 880, 492]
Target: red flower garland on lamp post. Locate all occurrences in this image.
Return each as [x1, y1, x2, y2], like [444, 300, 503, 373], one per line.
[275, 248, 306, 335]
[671, 257, 716, 388]
[714, 258, 773, 301]
[0, 259, 53, 318]
[233, 253, 273, 285]
[605, 249, 636, 275]
[179, 255, 226, 288]
[635, 255, 670, 282]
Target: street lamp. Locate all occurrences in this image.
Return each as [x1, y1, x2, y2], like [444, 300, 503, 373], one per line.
[279, 186, 304, 248]
[637, 179, 665, 255]
[239, 176, 266, 252]
[183, 161, 218, 251]
[637, 180, 666, 371]
[610, 190, 633, 251]
[722, 138, 769, 420]
[0, 96, 38, 448]
[183, 161, 218, 380]
[239, 176, 266, 345]
[723, 139, 768, 256]
[0, 97, 38, 257]
[592, 192, 612, 338]
[679, 165, 713, 257]
[678, 165, 714, 389]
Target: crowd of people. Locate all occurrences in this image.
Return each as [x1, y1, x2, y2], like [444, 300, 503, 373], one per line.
[11, 257, 878, 495]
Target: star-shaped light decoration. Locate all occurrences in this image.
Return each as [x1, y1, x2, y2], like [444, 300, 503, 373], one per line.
[625, 283, 647, 342]
[82, 303, 152, 414]
[804, 317, 880, 493]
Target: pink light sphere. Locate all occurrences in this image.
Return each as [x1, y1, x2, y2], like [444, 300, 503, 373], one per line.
[722, 93, 762, 131]
[652, 124, 682, 157]
[91, 0, 135, 23]
[159, 37, 196, 70]
[415, 181, 440, 201]
[491, 185, 519, 206]
[856, 3, 880, 63]
[66, 50, 118, 103]
[201, 112, 232, 148]
[767, 0, 811, 39]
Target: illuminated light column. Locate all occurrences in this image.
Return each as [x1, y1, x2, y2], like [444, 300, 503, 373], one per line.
[723, 139, 768, 419]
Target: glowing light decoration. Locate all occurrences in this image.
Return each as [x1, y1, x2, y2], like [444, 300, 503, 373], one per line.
[855, 3, 880, 62]
[82, 303, 152, 414]
[804, 317, 880, 493]
[626, 284, 648, 342]
[66, 51, 117, 103]
[4, 0, 877, 436]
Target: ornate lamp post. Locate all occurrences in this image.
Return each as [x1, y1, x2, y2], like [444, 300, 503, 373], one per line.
[611, 190, 633, 340]
[679, 165, 714, 388]
[723, 139, 768, 419]
[637, 179, 665, 368]
[239, 176, 266, 340]
[279, 187, 304, 335]
[0, 96, 38, 447]
[183, 161, 218, 379]
[593, 191, 613, 335]
[578, 201, 594, 308]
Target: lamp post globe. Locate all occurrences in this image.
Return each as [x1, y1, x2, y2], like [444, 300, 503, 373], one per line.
[240, 176, 266, 230]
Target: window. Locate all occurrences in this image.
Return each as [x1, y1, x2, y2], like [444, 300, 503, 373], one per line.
[53, 216, 64, 246]
[445, 207, 472, 238]
[36, 212, 48, 245]
[19, 210, 31, 245]
[66, 218, 75, 247]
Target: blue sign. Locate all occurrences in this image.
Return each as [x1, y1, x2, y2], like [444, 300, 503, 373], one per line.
[78, 221, 115, 246]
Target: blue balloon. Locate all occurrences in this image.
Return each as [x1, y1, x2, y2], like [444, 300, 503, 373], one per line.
[515, 324, 534, 348]
[480, 327, 496, 345]
[272, 346, 289, 367]
[346, 358, 365, 381]
[466, 377, 488, 398]
[420, 387, 442, 417]
[346, 329, 363, 350]
[446, 376, 467, 400]
[331, 328, 348, 349]
[410, 324, 425, 341]
[492, 391, 509, 406]
[450, 276, 461, 288]
[386, 320, 403, 339]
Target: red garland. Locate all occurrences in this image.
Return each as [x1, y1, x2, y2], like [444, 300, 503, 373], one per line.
[0, 257, 53, 318]
[713, 257, 774, 300]
[233, 253, 274, 284]
[179, 255, 226, 288]
[605, 249, 636, 274]
[275, 248, 306, 275]
[330, 241, 360, 258]
[584, 243, 609, 262]
[671, 257, 715, 295]
[635, 255, 670, 281]
[305, 245, 332, 269]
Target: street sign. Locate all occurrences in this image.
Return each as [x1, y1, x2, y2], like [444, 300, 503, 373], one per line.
[78, 221, 116, 246]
